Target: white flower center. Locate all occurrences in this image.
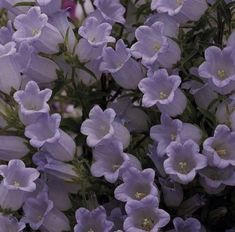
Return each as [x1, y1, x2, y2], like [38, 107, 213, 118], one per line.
[159, 91, 168, 99]
[112, 164, 120, 171]
[141, 218, 154, 231]
[216, 148, 227, 157]
[153, 42, 161, 51]
[32, 29, 39, 36]
[14, 181, 20, 187]
[88, 229, 94, 232]
[134, 192, 147, 200]
[178, 161, 189, 174]
[217, 69, 227, 80]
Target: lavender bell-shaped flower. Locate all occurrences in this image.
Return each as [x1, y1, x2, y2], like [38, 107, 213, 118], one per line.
[199, 166, 235, 194]
[74, 206, 114, 232]
[150, 114, 202, 156]
[0, 41, 21, 94]
[164, 140, 207, 184]
[15, 42, 59, 83]
[114, 167, 159, 202]
[172, 217, 204, 232]
[42, 129, 76, 161]
[93, 0, 126, 25]
[0, 136, 29, 161]
[14, 80, 52, 125]
[0, 215, 25, 232]
[25, 113, 61, 148]
[198, 46, 235, 95]
[78, 16, 115, 48]
[124, 196, 170, 232]
[33, 151, 78, 181]
[0, 159, 39, 210]
[81, 105, 130, 148]
[91, 139, 136, 183]
[151, 0, 208, 24]
[138, 69, 187, 116]
[131, 22, 181, 67]
[159, 177, 183, 208]
[108, 96, 149, 133]
[0, 21, 14, 45]
[203, 124, 235, 168]
[13, 6, 63, 53]
[22, 191, 70, 232]
[100, 39, 144, 89]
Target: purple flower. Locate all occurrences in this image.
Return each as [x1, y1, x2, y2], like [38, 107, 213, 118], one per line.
[14, 81, 52, 125]
[0, 159, 39, 192]
[15, 42, 58, 83]
[0, 215, 25, 231]
[74, 206, 114, 232]
[124, 196, 170, 232]
[0, 41, 21, 94]
[25, 113, 61, 148]
[33, 151, 78, 181]
[81, 105, 130, 148]
[198, 46, 235, 95]
[42, 129, 76, 161]
[0, 136, 29, 161]
[150, 114, 202, 156]
[145, 13, 179, 38]
[203, 124, 235, 168]
[13, 7, 63, 53]
[79, 17, 115, 47]
[0, 21, 14, 45]
[114, 167, 159, 202]
[159, 177, 183, 207]
[108, 96, 149, 133]
[91, 139, 133, 183]
[94, 0, 125, 24]
[47, 175, 79, 211]
[172, 217, 204, 232]
[131, 22, 180, 66]
[100, 39, 144, 89]
[138, 69, 187, 116]
[151, 0, 208, 23]
[164, 140, 207, 184]
[199, 166, 235, 194]
[23, 191, 70, 232]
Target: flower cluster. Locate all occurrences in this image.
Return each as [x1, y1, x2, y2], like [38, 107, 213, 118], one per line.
[0, 0, 235, 231]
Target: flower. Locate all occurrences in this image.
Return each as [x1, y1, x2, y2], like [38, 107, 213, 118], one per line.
[13, 6, 63, 53]
[24, 113, 61, 148]
[159, 177, 183, 207]
[22, 191, 70, 232]
[81, 105, 130, 148]
[172, 217, 204, 232]
[138, 69, 187, 116]
[164, 140, 207, 184]
[151, 0, 208, 23]
[91, 139, 133, 183]
[100, 39, 144, 89]
[199, 166, 235, 194]
[14, 80, 52, 125]
[0, 41, 21, 94]
[150, 114, 202, 156]
[124, 196, 170, 232]
[0, 159, 39, 192]
[203, 124, 235, 168]
[131, 22, 180, 67]
[74, 206, 114, 232]
[78, 16, 115, 47]
[198, 46, 235, 95]
[0, 215, 25, 231]
[114, 167, 159, 202]
[93, 0, 125, 24]
[0, 136, 29, 161]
